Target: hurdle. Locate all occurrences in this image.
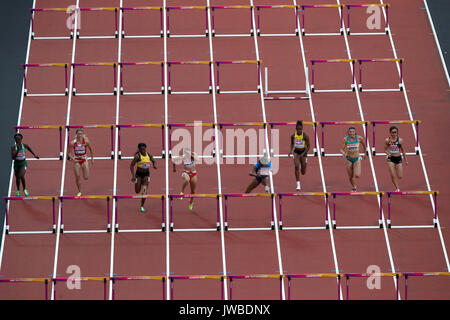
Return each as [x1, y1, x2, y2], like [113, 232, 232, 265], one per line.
[52, 277, 109, 300]
[168, 194, 221, 232]
[167, 122, 216, 159]
[299, 4, 344, 36]
[344, 272, 400, 300]
[311, 59, 356, 92]
[228, 274, 283, 300]
[14, 125, 63, 160]
[217, 122, 267, 159]
[255, 5, 299, 37]
[215, 60, 261, 94]
[119, 62, 164, 95]
[371, 120, 420, 156]
[403, 272, 450, 300]
[170, 275, 224, 300]
[319, 121, 368, 157]
[22, 63, 68, 97]
[346, 4, 390, 36]
[167, 61, 212, 94]
[30, 8, 75, 40]
[120, 7, 163, 38]
[210, 5, 254, 37]
[0, 277, 50, 300]
[286, 273, 342, 300]
[71, 62, 117, 96]
[278, 192, 330, 230]
[331, 191, 384, 229]
[264, 66, 310, 100]
[268, 121, 317, 157]
[3, 196, 57, 235]
[114, 195, 165, 232]
[58, 195, 112, 233]
[223, 193, 275, 231]
[117, 124, 165, 159]
[76, 7, 119, 39]
[386, 191, 439, 228]
[66, 124, 115, 159]
[111, 276, 166, 300]
[166, 6, 209, 38]
[357, 58, 404, 92]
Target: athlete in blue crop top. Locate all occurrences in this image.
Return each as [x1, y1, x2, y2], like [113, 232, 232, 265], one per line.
[245, 156, 272, 193]
[339, 127, 367, 192]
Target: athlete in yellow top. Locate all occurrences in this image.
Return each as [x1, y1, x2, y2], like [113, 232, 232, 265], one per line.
[287, 120, 310, 190]
[339, 127, 367, 192]
[130, 143, 157, 213]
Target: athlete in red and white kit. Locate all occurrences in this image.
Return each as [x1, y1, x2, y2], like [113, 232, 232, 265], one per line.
[68, 128, 94, 196]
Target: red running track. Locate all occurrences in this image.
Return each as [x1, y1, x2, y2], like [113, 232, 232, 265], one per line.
[0, 0, 449, 300]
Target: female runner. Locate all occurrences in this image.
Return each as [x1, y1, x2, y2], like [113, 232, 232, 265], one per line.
[68, 128, 93, 196]
[245, 155, 272, 194]
[384, 126, 408, 191]
[287, 120, 310, 190]
[173, 148, 199, 211]
[11, 133, 39, 196]
[339, 127, 367, 192]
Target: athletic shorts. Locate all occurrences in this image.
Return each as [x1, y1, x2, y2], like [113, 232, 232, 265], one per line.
[387, 155, 402, 164]
[256, 175, 268, 183]
[14, 160, 27, 172]
[294, 148, 306, 156]
[136, 170, 150, 179]
[183, 171, 197, 180]
[346, 156, 360, 164]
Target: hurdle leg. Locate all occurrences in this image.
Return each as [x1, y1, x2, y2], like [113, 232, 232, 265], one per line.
[162, 196, 165, 232]
[224, 195, 228, 231]
[387, 193, 391, 228]
[106, 197, 111, 232]
[332, 194, 336, 229]
[115, 198, 119, 232]
[4, 200, 9, 234]
[52, 197, 56, 233]
[278, 195, 283, 230]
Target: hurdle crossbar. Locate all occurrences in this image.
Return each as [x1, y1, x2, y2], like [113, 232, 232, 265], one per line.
[320, 121, 368, 157]
[169, 194, 221, 231]
[66, 124, 115, 159]
[300, 4, 344, 36]
[30, 8, 75, 40]
[255, 5, 299, 37]
[223, 193, 275, 231]
[287, 273, 342, 300]
[210, 5, 254, 37]
[371, 120, 420, 155]
[228, 274, 283, 300]
[167, 61, 212, 94]
[331, 191, 384, 229]
[119, 62, 164, 95]
[111, 275, 166, 300]
[120, 7, 163, 38]
[386, 190, 439, 228]
[58, 195, 112, 233]
[344, 272, 400, 300]
[346, 4, 390, 36]
[216, 60, 261, 94]
[268, 121, 317, 157]
[22, 63, 68, 97]
[76, 7, 119, 39]
[71, 62, 117, 96]
[403, 272, 450, 300]
[166, 6, 209, 38]
[278, 192, 329, 230]
[0, 277, 50, 300]
[14, 125, 63, 160]
[113, 195, 165, 232]
[311, 59, 356, 92]
[264, 66, 310, 100]
[3, 196, 57, 234]
[170, 275, 224, 300]
[117, 124, 165, 159]
[358, 58, 404, 92]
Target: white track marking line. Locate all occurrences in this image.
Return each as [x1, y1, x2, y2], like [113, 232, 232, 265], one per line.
[0, 0, 36, 269]
[292, 0, 343, 299]
[108, 0, 123, 300]
[249, 0, 287, 300]
[206, 0, 229, 300]
[50, 0, 80, 300]
[423, 0, 450, 87]
[380, 0, 450, 270]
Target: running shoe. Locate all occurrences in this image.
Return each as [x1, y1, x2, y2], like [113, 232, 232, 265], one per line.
[23, 189, 29, 197]
[189, 202, 194, 211]
[296, 181, 301, 191]
[76, 192, 82, 197]
[140, 206, 146, 213]
[265, 186, 270, 194]
[351, 187, 357, 192]
[179, 192, 184, 199]
[15, 191, 20, 197]
[395, 188, 400, 192]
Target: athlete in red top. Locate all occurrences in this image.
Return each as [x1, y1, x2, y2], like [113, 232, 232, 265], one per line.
[172, 148, 199, 210]
[68, 128, 93, 196]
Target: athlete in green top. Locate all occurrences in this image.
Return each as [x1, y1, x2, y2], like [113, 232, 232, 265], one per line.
[11, 133, 39, 196]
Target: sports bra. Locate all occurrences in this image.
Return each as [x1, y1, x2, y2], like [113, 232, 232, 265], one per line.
[73, 138, 87, 158]
[137, 152, 151, 169]
[293, 132, 305, 149]
[387, 137, 401, 154]
[346, 135, 359, 152]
